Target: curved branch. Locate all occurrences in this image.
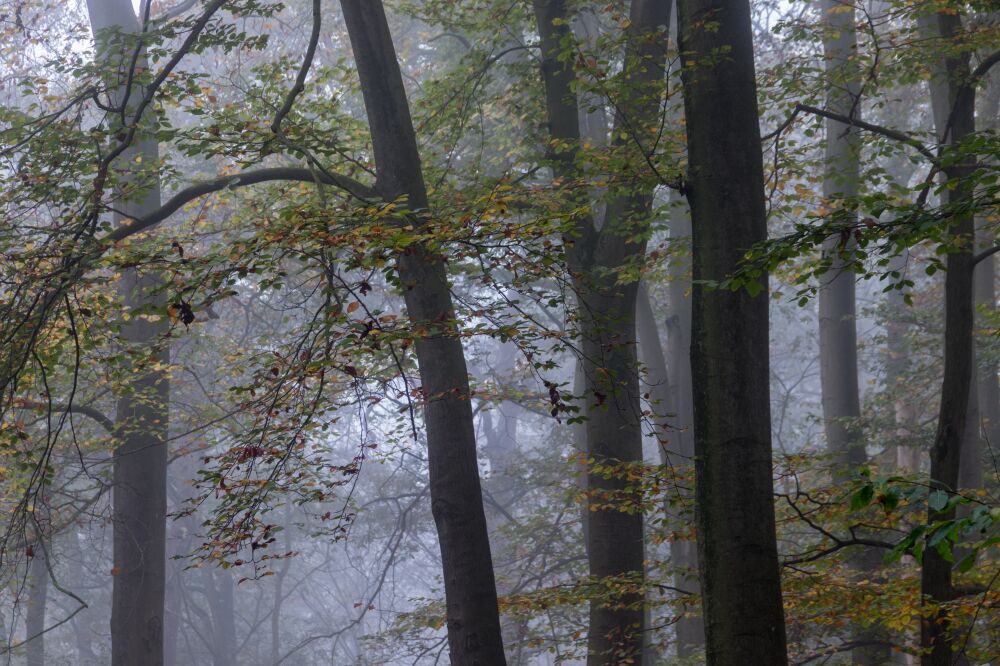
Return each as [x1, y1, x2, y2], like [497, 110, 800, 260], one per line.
[795, 103, 939, 165]
[105, 166, 376, 243]
[16, 400, 114, 433]
[972, 48, 1000, 85]
[973, 245, 1000, 266]
[155, 0, 199, 22]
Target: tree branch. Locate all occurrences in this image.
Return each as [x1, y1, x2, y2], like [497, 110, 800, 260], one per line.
[16, 400, 114, 434]
[154, 0, 199, 22]
[972, 48, 1000, 85]
[795, 103, 940, 165]
[794, 640, 901, 666]
[105, 166, 376, 244]
[271, 0, 321, 134]
[973, 245, 1000, 266]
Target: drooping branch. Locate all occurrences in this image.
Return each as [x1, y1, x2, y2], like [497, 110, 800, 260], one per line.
[105, 166, 376, 244]
[15, 400, 114, 434]
[795, 103, 939, 164]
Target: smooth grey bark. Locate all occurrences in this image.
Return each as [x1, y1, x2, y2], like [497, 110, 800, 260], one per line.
[270, 509, 293, 666]
[636, 282, 703, 658]
[974, 81, 1000, 463]
[163, 522, 183, 666]
[918, 10, 977, 665]
[819, 0, 865, 481]
[818, 4, 889, 663]
[886, 259, 920, 472]
[86, 2, 169, 664]
[676, 0, 788, 661]
[26, 537, 48, 666]
[339, 3, 506, 663]
[662, 200, 703, 659]
[480, 341, 532, 664]
[574, 358, 592, 560]
[68, 530, 99, 664]
[202, 567, 237, 666]
[532, 2, 669, 661]
[165, 459, 199, 666]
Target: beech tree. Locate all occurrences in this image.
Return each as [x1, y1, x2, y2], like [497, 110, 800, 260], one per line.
[86, 1, 170, 662]
[532, 1, 670, 660]
[677, 0, 788, 661]
[338, 1, 506, 662]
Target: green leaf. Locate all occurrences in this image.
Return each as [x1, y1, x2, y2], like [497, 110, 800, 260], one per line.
[929, 490, 949, 512]
[957, 552, 977, 573]
[851, 484, 874, 512]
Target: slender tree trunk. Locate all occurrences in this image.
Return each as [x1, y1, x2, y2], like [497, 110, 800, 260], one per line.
[164, 551, 180, 666]
[819, 0, 865, 482]
[271, 515, 292, 665]
[663, 201, 704, 659]
[660, 17, 702, 654]
[339, 3, 505, 663]
[976, 81, 1000, 452]
[86, 3, 169, 664]
[68, 530, 99, 664]
[676, 0, 788, 661]
[26, 537, 48, 666]
[532, 3, 669, 660]
[165, 464, 199, 666]
[481, 340, 530, 663]
[919, 10, 977, 665]
[818, 4, 890, 663]
[636, 282, 703, 658]
[886, 254, 920, 473]
[203, 567, 237, 666]
[574, 358, 591, 560]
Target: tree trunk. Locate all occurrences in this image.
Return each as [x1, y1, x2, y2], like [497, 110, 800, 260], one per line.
[919, 10, 977, 666]
[203, 567, 237, 666]
[69, 529, 99, 664]
[976, 80, 1000, 452]
[663, 201, 704, 659]
[271, 513, 292, 665]
[86, 3, 169, 665]
[886, 253, 920, 473]
[26, 537, 48, 666]
[339, 3, 506, 663]
[676, 0, 788, 661]
[636, 282, 703, 658]
[579, 284, 646, 664]
[819, 0, 865, 482]
[818, 3, 890, 662]
[532, 2, 669, 661]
